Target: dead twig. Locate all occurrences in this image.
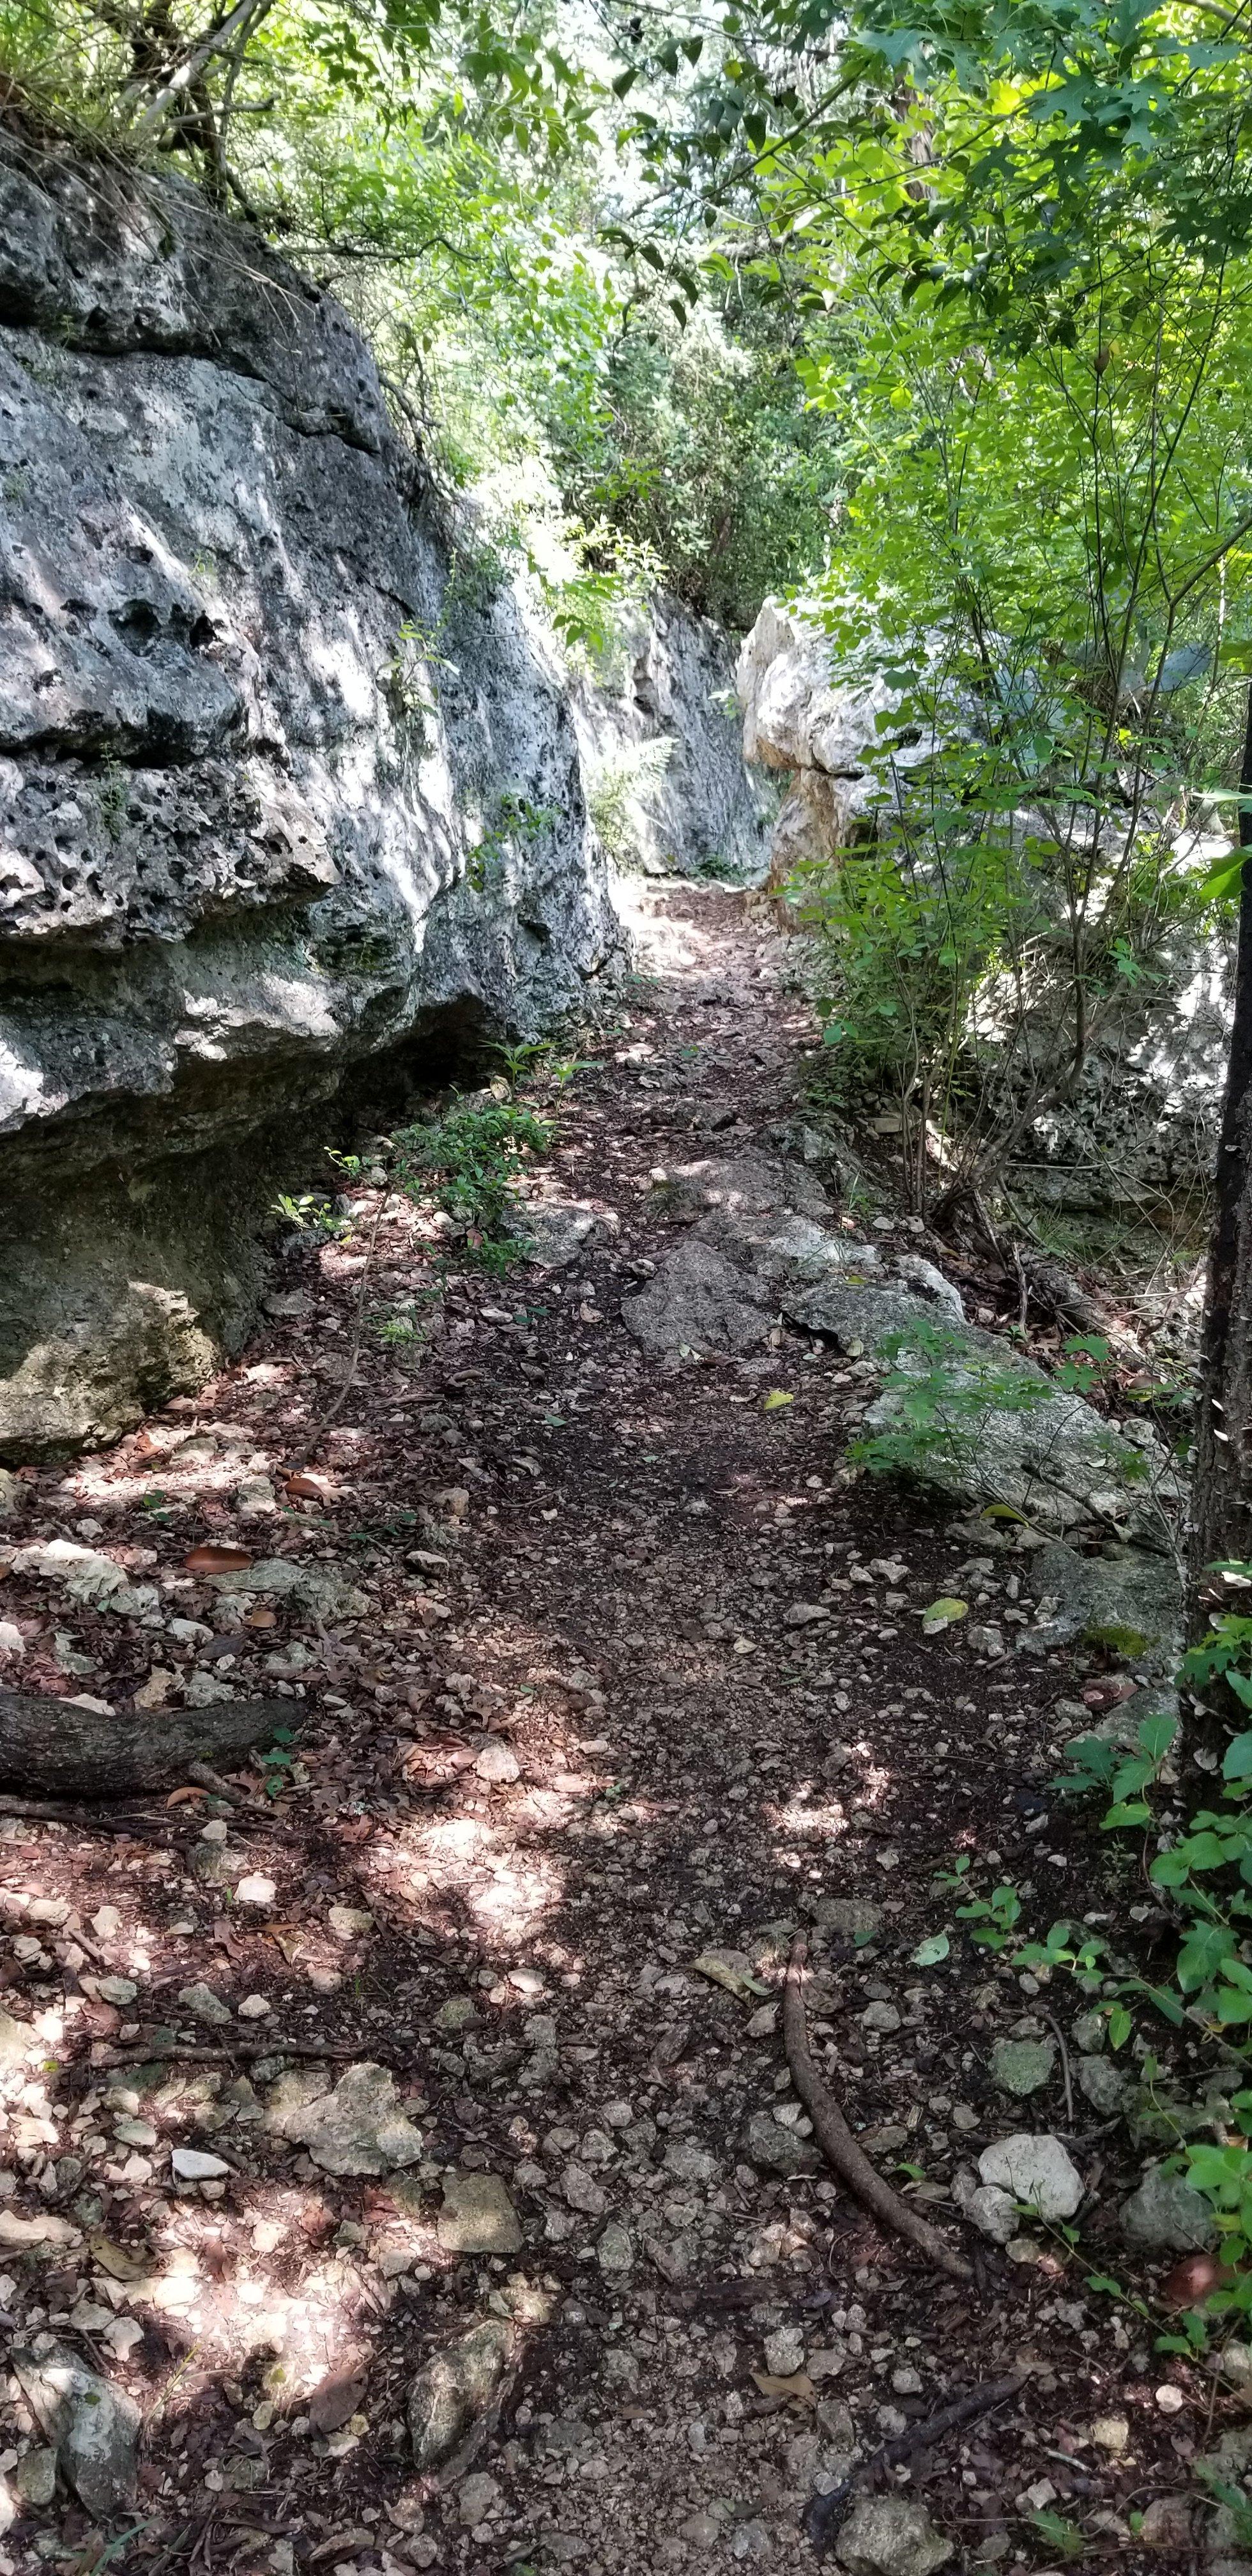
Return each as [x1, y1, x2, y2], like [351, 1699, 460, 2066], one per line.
[803, 2371, 1026, 2554]
[1041, 2009, 1074, 2127]
[782, 1936, 972, 2283]
[289, 1188, 393, 1469]
[186, 1761, 249, 1808]
[113, 2034, 366, 2065]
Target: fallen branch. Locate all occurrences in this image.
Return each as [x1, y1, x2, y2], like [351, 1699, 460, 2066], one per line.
[0, 1688, 296, 1800]
[782, 1935, 972, 2283]
[803, 2371, 1026, 2554]
[0, 1793, 164, 1834]
[114, 2034, 365, 2064]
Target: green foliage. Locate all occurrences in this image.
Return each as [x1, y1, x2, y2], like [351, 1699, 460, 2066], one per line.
[272, 1190, 351, 1241]
[1051, 1565, 1252, 2281]
[257, 1726, 300, 1800]
[392, 1094, 551, 1270]
[1028, 2510, 1086, 2563]
[466, 793, 558, 894]
[932, 1853, 1022, 1948]
[848, 1319, 1138, 1519]
[585, 739, 675, 863]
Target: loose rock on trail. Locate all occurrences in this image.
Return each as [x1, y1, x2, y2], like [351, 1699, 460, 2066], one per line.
[0, 884, 1232, 2573]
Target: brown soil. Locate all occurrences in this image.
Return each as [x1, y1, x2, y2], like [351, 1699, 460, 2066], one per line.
[0, 882, 1226, 2576]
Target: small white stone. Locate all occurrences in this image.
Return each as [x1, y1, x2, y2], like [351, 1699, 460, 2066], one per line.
[235, 1874, 277, 1907]
[103, 2317, 145, 2358]
[237, 1993, 271, 2019]
[764, 2326, 804, 2377]
[172, 2147, 231, 2181]
[1156, 2382, 1185, 2414]
[201, 1820, 229, 1845]
[977, 2132, 1082, 2222]
[475, 1740, 520, 1784]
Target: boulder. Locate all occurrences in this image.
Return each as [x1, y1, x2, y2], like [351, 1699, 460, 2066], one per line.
[1021, 1539, 1182, 1668]
[0, 139, 623, 1458]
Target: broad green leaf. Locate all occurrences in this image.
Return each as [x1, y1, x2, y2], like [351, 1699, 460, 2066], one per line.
[912, 1931, 950, 1966]
[921, 1596, 967, 1635]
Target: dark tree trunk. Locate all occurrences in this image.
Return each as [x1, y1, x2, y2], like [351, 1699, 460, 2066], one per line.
[1189, 683, 1252, 1616]
[0, 1690, 293, 1800]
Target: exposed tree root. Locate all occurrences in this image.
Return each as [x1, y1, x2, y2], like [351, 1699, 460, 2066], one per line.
[802, 2371, 1027, 2554]
[782, 1934, 973, 2283]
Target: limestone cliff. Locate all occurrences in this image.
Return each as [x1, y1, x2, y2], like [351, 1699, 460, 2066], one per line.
[0, 133, 623, 1455]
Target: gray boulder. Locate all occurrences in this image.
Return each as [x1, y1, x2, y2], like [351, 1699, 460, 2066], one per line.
[622, 1234, 775, 1356]
[0, 141, 623, 1457]
[1022, 1539, 1182, 1667]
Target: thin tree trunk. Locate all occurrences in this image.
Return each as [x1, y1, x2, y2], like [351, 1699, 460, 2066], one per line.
[1189, 682, 1252, 1613]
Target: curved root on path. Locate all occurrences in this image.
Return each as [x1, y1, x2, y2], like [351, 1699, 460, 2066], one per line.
[783, 1934, 973, 2285]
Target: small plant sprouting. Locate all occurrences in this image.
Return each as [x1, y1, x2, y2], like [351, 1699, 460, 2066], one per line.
[257, 1726, 300, 1800]
[272, 1190, 351, 1243]
[98, 760, 128, 842]
[392, 1094, 551, 1274]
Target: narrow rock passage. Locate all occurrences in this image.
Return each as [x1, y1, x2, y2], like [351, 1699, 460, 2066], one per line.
[0, 885, 1204, 2573]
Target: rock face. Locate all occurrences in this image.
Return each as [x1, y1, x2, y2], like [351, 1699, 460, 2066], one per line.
[737, 597, 1232, 1212]
[0, 135, 623, 1455]
[737, 599, 926, 882]
[575, 597, 771, 881]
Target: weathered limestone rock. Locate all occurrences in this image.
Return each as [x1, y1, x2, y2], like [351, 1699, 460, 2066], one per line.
[437, 2172, 523, 2255]
[264, 2062, 423, 2174]
[13, 2345, 139, 2520]
[408, 2319, 515, 2471]
[574, 595, 771, 881]
[977, 2133, 1083, 2221]
[834, 2496, 953, 2576]
[1120, 2165, 1217, 2252]
[0, 137, 623, 1456]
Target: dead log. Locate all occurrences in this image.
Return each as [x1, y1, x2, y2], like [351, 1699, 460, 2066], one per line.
[0, 1688, 297, 1800]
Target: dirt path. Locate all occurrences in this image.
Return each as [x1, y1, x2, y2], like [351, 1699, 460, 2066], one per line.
[0, 885, 1216, 2574]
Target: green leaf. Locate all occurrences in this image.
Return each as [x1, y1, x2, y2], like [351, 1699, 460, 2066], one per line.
[920, 1595, 967, 1635]
[912, 1931, 950, 1966]
[1101, 1800, 1152, 1829]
